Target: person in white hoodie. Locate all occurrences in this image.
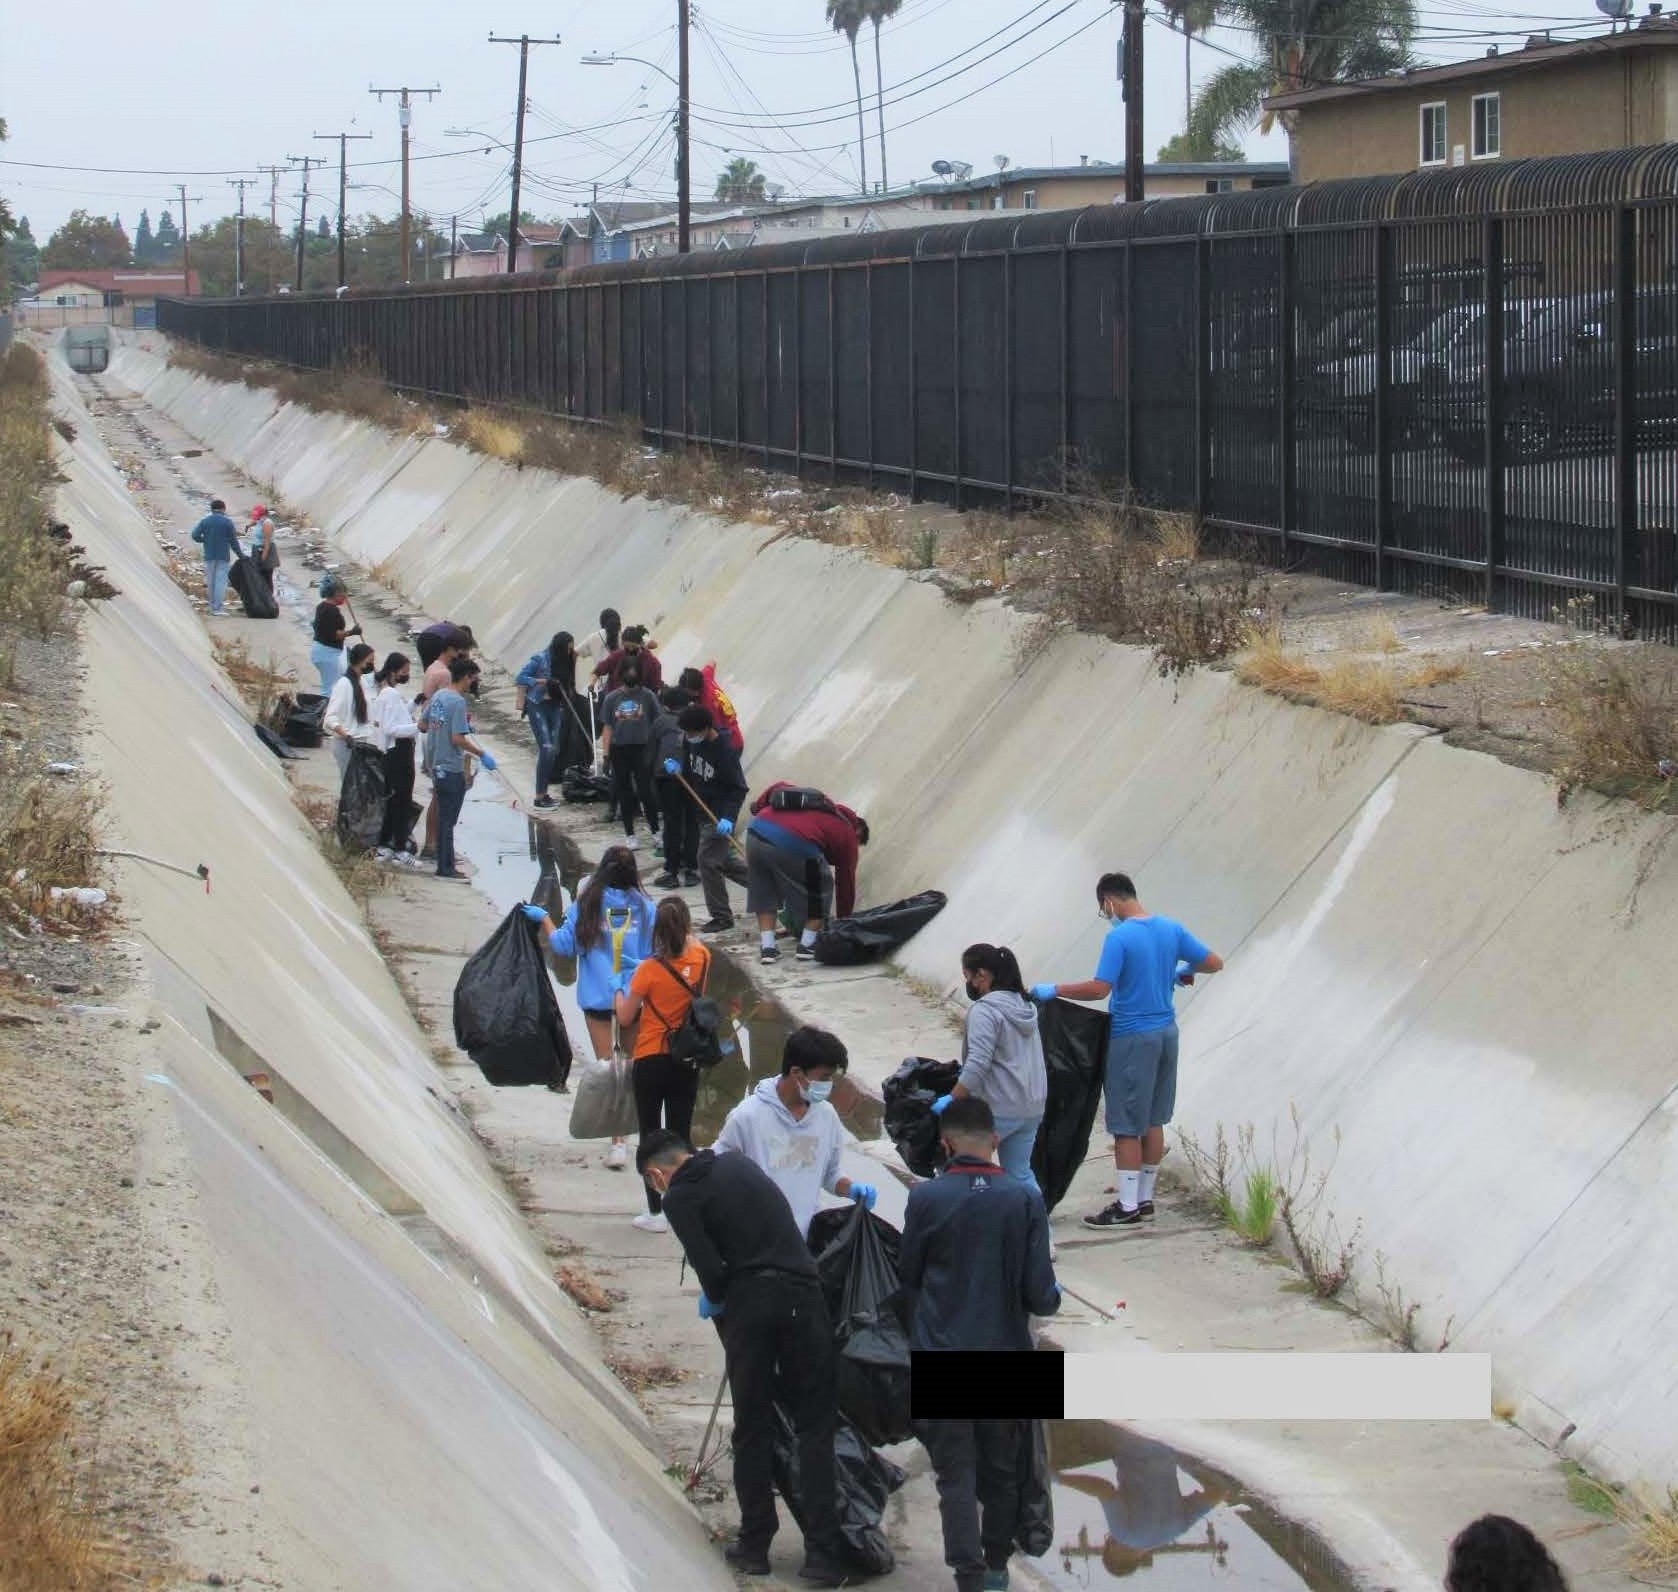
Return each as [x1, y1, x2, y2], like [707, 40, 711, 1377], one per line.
[712, 1027, 877, 1238]
[931, 943, 1049, 1200]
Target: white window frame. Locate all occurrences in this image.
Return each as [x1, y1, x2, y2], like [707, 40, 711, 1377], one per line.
[1471, 92, 1501, 160]
[1419, 101, 1448, 167]
[1023, 189, 1039, 210]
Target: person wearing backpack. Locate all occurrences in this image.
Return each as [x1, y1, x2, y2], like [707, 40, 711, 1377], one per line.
[745, 781, 869, 966]
[599, 656, 662, 851]
[615, 896, 712, 1232]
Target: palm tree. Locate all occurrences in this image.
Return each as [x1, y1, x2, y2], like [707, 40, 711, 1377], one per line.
[1158, 0, 1219, 134]
[861, 0, 904, 193]
[826, 0, 870, 195]
[715, 157, 768, 204]
[1186, 0, 1415, 176]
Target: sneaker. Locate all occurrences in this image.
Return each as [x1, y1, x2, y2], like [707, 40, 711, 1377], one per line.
[795, 942, 817, 961]
[631, 1212, 668, 1233]
[533, 794, 556, 809]
[983, 1571, 1012, 1592]
[652, 872, 679, 889]
[798, 1548, 851, 1586]
[723, 1541, 771, 1577]
[624, 834, 640, 852]
[606, 1142, 627, 1171]
[681, 870, 701, 888]
[760, 946, 782, 965]
[1139, 1199, 1157, 1221]
[374, 847, 394, 863]
[699, 917, 734, 935]
[1082, 1200, 1144, 1231]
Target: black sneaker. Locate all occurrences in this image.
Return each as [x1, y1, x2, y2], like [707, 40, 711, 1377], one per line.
[798, 1548, 852, 1587]
[760, 946, 782, 965]
[700, 917, 734, 935]
[652, 872, 679, 889]
[532, 794, 556, 809]
[1139, 1199, 1157, 1221]
[723, 1540, 772, 1577]
[1082, 1201, 1144, 1231]
[795, 943, 817, 961]
[681, 870, 701, 887]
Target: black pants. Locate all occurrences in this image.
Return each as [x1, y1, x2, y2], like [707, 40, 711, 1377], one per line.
[658, 779, 699, 872]
[633, 1053, 697, 1213]
[377, 738, 416, 851]
[609, 744, 660, 837]
[722, 1275, 842, 1558]
[915, 1418, 1033, 1590]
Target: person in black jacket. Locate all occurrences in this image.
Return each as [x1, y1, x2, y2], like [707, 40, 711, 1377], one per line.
[899, 1096, 1060, 1592]
[671, 705, 751, 934]
[638, 1131, 848, 1586]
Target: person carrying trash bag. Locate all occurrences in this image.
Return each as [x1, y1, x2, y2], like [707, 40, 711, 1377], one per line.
[900, 1096, 1060, 1592]
[744, 781, 868, 966]
[637, 1129, 852, 1587]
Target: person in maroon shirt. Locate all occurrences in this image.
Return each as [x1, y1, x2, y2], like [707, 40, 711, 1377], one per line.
[592, 625, 664, 692]
[744, 782, 869, 965]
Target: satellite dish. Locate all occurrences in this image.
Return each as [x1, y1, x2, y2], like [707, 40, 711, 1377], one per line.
[931, 159, 954, 177]
[1596, 0, 1631, 17]
[994, 155, 1010, 171]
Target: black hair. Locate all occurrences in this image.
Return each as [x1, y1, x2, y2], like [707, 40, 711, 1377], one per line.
[652, 895, 692, 959]
[940, 1096, 996, 1139]
[619, 658, 643, 688]
[677, 704, 714, 735]
[678, 666, 705, 694]
[636, 1128, 693, 1177]
[1096, 871, 1137, 902]
[345, 642, 375, 723]
[961, 944, 1026, 994]
[853, 815, 871, 846]
[660, 685, 693, 711]
[210, 498, 226, 512]
[623, 625, 647, 648]
[547, 631, 576, 695]
[448, 655, 478, 684]
[781, 1026, 849, 1077]
[600, 609, 621, 650]
[573, 846, 648, 954]
[375, 651, 410, 686]
[1445, 1517, 1569, 1592]
[457, 626, 477, 649]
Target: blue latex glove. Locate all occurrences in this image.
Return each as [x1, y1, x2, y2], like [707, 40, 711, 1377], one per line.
[521, 904, 549, 924]
[849, 1183, 878, 1210]
[929, 1094, 953, 1117]
[697, 1293, 723, 1320]
[1175, 960, 1196, 986]
[716, 817, 734, 837]
[1030, 982, 1057, 1003]
[662, 757, 680, 776]
[479, 751, 498, 772]
[612, 969, 633, 995]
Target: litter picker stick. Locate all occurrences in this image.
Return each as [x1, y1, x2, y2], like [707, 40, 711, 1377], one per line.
[688, 1369, 730, 1491]
[673, 772, 748, 860]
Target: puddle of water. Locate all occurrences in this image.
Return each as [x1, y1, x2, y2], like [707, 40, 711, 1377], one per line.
[1035, 1422, 1357, 1591]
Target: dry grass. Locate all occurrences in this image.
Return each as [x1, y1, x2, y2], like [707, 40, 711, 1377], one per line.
[1616, 1485, 1678, 1578]
[605, 1353, 688, 1396]
[1236, 622, 1323, 696]
[457, 410, 525, 462]
[1236, 624, 1467, 726]
[1544, 646, 1678, 811]
[290, 788, 383, 901]
[0, 758, 108, 932]
[0, 1335, 130, 1589]
[212, 635, 295, 721]
[0, 346, 69, 640]
[556, 1262, 617, 1313]
[1363, 615, 1405, 654]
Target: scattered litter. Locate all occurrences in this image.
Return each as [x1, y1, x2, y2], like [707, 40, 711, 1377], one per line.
[66, 1004, 128, 1017]
[49, 886, 108, 907]
[1659, 759, 1677, 780]
[433, 423, 451, 437]
[45, 761, 79, 776]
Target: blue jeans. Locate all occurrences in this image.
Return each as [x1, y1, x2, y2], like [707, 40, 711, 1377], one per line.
[992, 1114, 1043, 1198]
[524, 699, 558, 795]
[311, 642, 344, 694]
[203, 558, 230, 614]
[433, 769, 467, 876]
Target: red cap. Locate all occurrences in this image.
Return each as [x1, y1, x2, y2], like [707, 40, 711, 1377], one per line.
[250, 503, 267, 519]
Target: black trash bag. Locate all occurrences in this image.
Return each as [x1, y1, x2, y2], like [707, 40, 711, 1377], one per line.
[1029, 997, 1113, 1214]
[812, 891, 947, 968]
[881, 1056, 961, 1179]
[278, 691, 327, 748]
[452, 907, 573, 1088]
[1013, 1419, 1053, 1558]
[335, 743, 387, 851]
[771, 1403, 905, 1580]
[810, 1202, 913, 1447]
[228, 555, 278, 618]
[560, 764, 612, 804]
[254, 722, 301, 760]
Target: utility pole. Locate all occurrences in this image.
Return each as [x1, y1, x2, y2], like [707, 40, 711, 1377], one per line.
[370, 84, 441, 284]
[1121, 0, 1145, 204]
[256, 166, 286, 293]
[488, 33, 561, 274]
[176, 184, 203, 294]
[288, 155, 326, 291]
[449, 214, 458, 280]
[677, 0, 691, 253]
[315, 129, 373, 290]
[227, 178, 252, 296]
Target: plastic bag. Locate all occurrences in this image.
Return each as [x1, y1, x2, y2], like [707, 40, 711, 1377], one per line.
[812, 891, 947, 967]
[771, 1403, 905, 1579]
[229, 555, 278, 618]
[335, 743, 387, 851]
[560, 765, 612, 804]
[276, 691, 327, 748]
[1013, 1418, 1053, 1557]
[453, 907, 573, 1088]
[569, 1055, 638, 1139]
[810, 1202, 912, 1447]
[881, 1056, 961, 1178]
[1029, 997, 1112, 1214]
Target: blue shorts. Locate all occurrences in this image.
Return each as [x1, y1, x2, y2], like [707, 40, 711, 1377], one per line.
[1104, 1024, 1179, 1138]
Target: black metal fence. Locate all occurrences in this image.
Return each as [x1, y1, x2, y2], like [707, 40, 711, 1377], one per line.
[159, 149, 1678, 635]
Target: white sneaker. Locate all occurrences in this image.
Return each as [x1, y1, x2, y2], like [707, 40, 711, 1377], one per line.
[606, 1142, 628, 1170]
[624, 834, 640, 852]
[374, 847, 394, 863]
[631, 1212, 668, 1233]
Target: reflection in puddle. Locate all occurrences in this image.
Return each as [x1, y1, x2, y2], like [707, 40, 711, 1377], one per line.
[1038, 1423, 1355, 1590]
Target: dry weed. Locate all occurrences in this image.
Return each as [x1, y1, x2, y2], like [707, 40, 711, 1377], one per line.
[0, 761, 107, 931]
[1152, 510, 1201, 565]
[1313, 658, 1406, 724]
[0, 345, 68, 638]
[1237, 626, 1465, 725]
[556, 1262, 616, 1313]
[212, 635, 295, 720]
[1616, 1485, 1678, 1578]
[605, 1353, 688, 1396]
[1363, 616, 1405, 654]
[458, 410, 525, 462]
[1544, 646, 1678, 811]
[1236, 623, 1323, 696]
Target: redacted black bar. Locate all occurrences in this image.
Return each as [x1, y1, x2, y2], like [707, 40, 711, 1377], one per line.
[909, 1352, 1064, 1421]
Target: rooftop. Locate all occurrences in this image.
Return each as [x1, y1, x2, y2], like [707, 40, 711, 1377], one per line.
[36, 268, 200, 295]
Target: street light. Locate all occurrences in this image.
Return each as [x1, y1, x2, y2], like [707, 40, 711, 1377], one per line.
[582, 26, 689, 254]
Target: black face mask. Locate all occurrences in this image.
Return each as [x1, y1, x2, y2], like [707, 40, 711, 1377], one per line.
[963, 979, 984, 1003]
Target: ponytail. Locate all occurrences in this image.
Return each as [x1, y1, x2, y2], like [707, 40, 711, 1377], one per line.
[600, 608, 622, 651]
[346, 642, 375, 724]
[961, 942, 1026, 995]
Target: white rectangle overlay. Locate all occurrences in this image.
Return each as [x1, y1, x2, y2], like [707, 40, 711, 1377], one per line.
[1064, 1353, 1491, 1421]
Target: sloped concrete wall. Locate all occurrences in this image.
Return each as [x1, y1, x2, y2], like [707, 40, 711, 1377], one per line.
[116, 339, 1678, 1489]
[60, 352, 734, 1590]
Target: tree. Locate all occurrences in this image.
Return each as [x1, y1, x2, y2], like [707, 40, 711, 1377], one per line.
[1187, 0, 1415, 175]
[41, 211, 131, 270]
[1157, 130, 1246, 162]
[152, 208, 180, 263]
[317, 214, 331, 239]
[1159, 0, 1219, 133]
[861, 0, 904, 192]
[133, 208, 155, 265]
[0, 117, 14, 251]
[2, 215, 39, 292]
[825, 0, 869, 196]
[714, 158, 768, 204]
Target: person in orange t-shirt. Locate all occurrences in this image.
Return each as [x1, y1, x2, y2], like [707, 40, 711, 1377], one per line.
[616, 896, 712, 1232]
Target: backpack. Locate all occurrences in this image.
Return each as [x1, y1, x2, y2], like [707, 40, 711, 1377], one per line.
[651, 954, 728, 1070]
[767, 785, 835, 815]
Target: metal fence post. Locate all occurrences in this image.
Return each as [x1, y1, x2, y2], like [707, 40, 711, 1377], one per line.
[793, 271, 804, 474]
[734, 273, 744, 448]
[761, 277, 771, 467]
[1482, 216, 1505, 609]
[1373, 222, 1394, 591]
[1003, 251, 1014, 511]
[908, 255, 919, 498]
[827, 265, 838, 482]
[952, 253, 963, 509]
[1195, 235, 1211, 522]
[865, 262, 875, 489]
[1059, 244, 1071, 496]
[1278, 230, 1295, 559]
[1615, 203, 1637, 624]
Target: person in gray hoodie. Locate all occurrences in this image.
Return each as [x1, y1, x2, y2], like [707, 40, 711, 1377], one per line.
[932, 944, 1049, 1199]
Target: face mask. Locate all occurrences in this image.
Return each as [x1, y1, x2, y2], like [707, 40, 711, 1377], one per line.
[684, 734, 705, 745]
[802, 1079, 834, 1105]
[963, 979, 984, 1003]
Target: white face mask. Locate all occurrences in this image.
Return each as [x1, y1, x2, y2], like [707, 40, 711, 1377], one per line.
[802, 1079, 834, 1105]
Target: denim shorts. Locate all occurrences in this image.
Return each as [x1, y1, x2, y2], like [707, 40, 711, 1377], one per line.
[1104, 1024, 1180, 1137]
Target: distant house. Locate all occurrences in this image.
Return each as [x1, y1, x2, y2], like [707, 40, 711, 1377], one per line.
[925, 159, 1291, 212]
[450, 221, 586, 278]
[1266, 19, 1678, 183]
[18, 268, 199, 329]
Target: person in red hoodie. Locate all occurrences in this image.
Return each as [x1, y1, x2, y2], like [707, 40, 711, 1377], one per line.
[745, 782, 869, 966]
[592, 625, 664, 692]
[679, 664, 744, 755]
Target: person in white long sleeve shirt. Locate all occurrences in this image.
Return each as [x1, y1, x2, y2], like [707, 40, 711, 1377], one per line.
[712, 1027, 876, 1237]
[323, 643, 379, 779]
[371, 651, 421, 866]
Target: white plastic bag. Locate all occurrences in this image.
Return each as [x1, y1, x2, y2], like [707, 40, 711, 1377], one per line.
[569, 1055, 638, 1140]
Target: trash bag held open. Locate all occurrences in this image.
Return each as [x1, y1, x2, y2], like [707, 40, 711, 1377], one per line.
[569, 1055, 637, 1140]
[335, 743, 387, 852]
[771, 1403, 905, 1579]
[452, 907, 573, 1089]
[881, 1057, 961, 1179]
[808, 1203, 913, 1448]
[812, 890, 947, 968]
[1029, 996, 1112, 1213]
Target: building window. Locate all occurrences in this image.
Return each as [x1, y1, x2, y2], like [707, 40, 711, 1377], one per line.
[1023, 189, 1038, 210]
[1419, 102, 1447, 166]
[1205, 177, 1236, 194]
[1472, 93, 1501, 159]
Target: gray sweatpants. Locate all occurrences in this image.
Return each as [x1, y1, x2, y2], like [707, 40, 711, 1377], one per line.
[745, 832, 832, 927]
[698, 821, 749, 921]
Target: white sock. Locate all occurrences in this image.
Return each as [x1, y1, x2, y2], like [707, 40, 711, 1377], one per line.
[1117, 1169, 1141, 1212]
[800, 927, 818, 948]
[761, 930, 776, 951]
[1139, 1164, 1159, 1203]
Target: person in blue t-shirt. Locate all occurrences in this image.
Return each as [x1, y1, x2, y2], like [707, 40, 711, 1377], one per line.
[189, 498, 242, 616]
[1032, 872, 1222, 1232]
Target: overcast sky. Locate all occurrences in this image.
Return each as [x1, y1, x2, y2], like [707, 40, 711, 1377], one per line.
[2, 0, 1604, 241]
